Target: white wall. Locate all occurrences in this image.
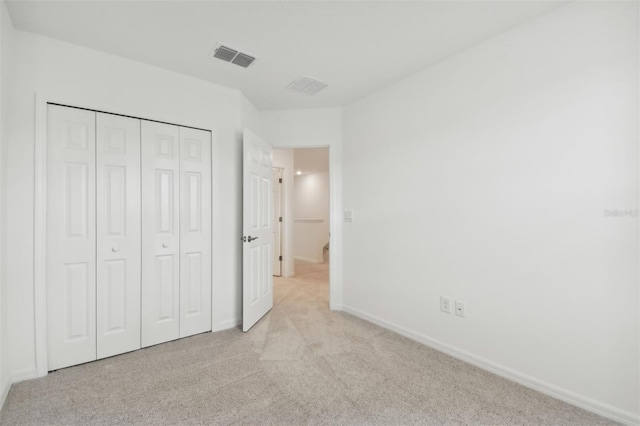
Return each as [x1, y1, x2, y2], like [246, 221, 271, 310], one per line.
[343, 2, 638, 422]
[0, 0, 14, 408]
[294, 171, 330, 263]
[3, 29, 252, 382]
[241, 93, 263, 137]
[261, 109, 342, 149]
[261, 109, 343, 308]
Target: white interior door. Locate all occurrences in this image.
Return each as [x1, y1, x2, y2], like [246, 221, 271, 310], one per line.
[46, 105, 97, 370]
[179, 127, 212, 338]
[141, 121, 180, 347]
[272, 168, 283, 277]
[242, 129, 273, 332]
[96, 113, 141, 359]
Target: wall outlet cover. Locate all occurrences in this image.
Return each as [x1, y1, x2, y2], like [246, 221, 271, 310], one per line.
[455, 300, 466, 318]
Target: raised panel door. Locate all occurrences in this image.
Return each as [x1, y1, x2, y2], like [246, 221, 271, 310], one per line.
[96, 113, 141, 359]
[242, 130, 273, 332]
[179, 128, 211, 337]
[141, 121, 180, 347]
[46, 104, 97, 370]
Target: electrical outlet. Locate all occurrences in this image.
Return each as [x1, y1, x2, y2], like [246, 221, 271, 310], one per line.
[455, 300, 466, 318]
[440, 296, 451, 314]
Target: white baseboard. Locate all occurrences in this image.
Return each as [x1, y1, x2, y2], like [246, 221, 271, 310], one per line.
[0, 379, 10, 412]
[341, 305, 640, 426]
[214, 318, 241, 332]
[1, 367, 39, 412]
[294, 256, 323, 264]
[10, 368, 38, 384]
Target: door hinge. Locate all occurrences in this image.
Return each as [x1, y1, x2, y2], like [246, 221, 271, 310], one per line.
[279, 217, 282, 222]
[279, 178, 282, 183]
[279, 255, 283, 261]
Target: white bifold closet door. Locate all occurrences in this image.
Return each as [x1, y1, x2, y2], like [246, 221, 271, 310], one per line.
[47, 105, 212, 369]
[141, 122, 211, 347]
[141, 121, 180, 347]
[47, 105, 98, 370]
[47, 105, 142, 370]
[179, 127, 212, 338]
[96, 112, 142, 360]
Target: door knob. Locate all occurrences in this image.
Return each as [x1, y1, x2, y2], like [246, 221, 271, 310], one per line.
[162, 243, 168, 248]
[111, 247, 119, 252]
[247, 236, 259, 242]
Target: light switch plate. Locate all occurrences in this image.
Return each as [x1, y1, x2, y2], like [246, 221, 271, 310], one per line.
[440, 296, 451, 314]
[344, 210, 353, 223]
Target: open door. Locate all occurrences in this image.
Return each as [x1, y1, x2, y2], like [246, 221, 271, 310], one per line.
[242, 129, 274, 332]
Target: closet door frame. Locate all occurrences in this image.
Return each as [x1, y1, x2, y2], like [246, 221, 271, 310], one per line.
[34, 95, 216, 378]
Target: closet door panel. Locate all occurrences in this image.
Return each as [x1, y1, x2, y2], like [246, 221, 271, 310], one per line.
[141, 121, 180, 347]
[179, 128, 212, 337]
[96, 113, 141, 359]
[46, 105, 97, 370]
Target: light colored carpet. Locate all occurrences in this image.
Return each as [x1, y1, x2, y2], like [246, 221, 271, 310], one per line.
[0, 260, 615, 425]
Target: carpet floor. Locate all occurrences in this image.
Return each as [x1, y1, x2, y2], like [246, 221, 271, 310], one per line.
[0, 260, 615, 425]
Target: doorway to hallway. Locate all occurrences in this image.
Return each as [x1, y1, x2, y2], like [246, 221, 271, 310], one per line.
[272, 147, 330, 303]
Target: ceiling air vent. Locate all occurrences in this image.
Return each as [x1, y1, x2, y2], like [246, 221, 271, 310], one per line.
[287, 76, 328, 96]
[211, 44, 256, 68]
[232, 53, 256, 68]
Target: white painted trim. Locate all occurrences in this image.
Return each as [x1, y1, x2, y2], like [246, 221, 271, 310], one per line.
[273, 149, 295, 279]
[33, 93, 48, 378]
[328, 139, 343, 310]
[209, 128, 218, 335]
[10, 368, 38, 384]
[214, 318, 241, 332]
[636, 6, 640, 424]
[272, 167, 284, 278]
[342, 305, 639, 426]
[33, 93, 219, 378]
[0, 14, 3, 409]
[294, 256, 324, 264]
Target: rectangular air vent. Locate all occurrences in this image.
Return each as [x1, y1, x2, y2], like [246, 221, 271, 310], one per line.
[211, 44, 256, 68]
[287, 76, 328, 96]
[231, 53, 256, 68]
[213, 45, 238, 62]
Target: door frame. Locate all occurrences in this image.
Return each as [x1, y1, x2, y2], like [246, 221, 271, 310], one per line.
[272, 144, 342, 311]
[272, 167, 284, 277]
[33, 93, 217, 378]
